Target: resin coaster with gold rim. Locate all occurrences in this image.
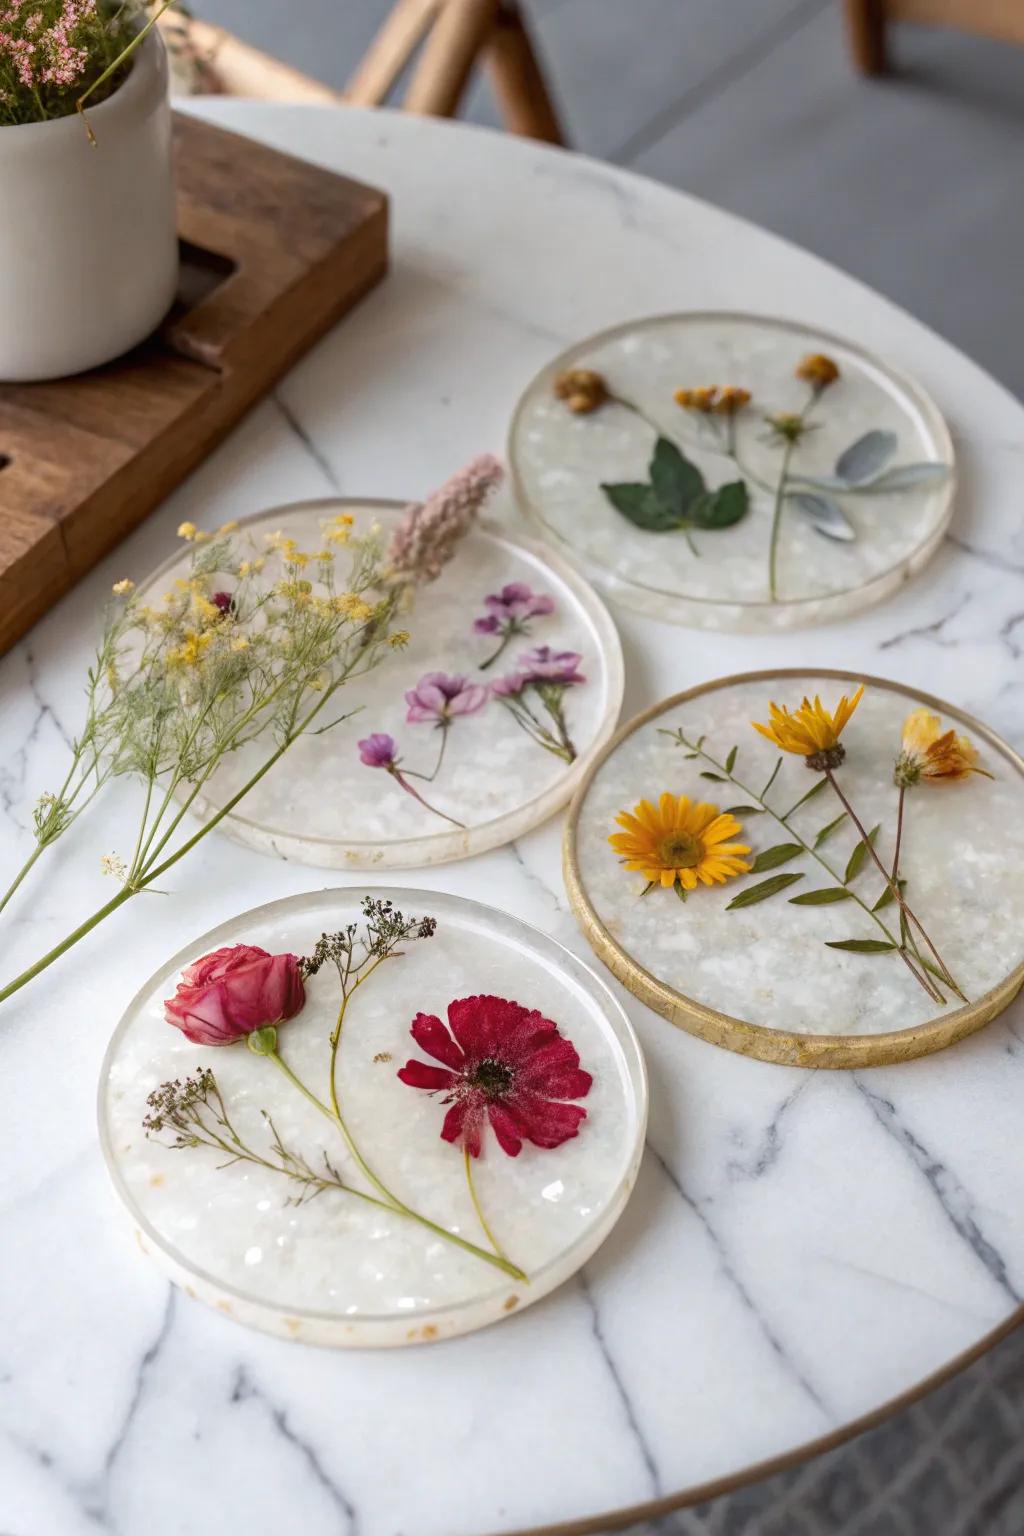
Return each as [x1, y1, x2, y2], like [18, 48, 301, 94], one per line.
[132, 499, 623, 869]
[563, 670, 1024, 1068]
[99, 888, 647, 1347]
[509, 313, 954, 631]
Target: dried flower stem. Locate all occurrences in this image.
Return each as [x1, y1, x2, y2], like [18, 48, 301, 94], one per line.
[824, 769, 967, 1002]
[668, 730, 945, 1003]
[463, 1145, 512, 1268]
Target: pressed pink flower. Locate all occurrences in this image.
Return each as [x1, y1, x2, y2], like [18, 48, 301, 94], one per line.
[517, 646, 586, 686]
[405, 671, 488, 724]
[165, 945, 305, 1046]
[388, 454, 504, 582]
[474, 582, 554, 632]
[398, 995, 592, 1157]
[491, 671, 527, 698]
[358, 732, 398, 768]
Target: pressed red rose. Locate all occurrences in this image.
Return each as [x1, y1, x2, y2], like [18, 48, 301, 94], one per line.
[397, 994, 592, 1158]
[164, 944, 305, 1046]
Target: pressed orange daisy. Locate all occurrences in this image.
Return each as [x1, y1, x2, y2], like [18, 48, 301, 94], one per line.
[752, 685, 864, 770]
[609, 793, 750, 892]
[674, 386, 719, 413]
[894, 708, 993, 787]
[796, 353, 840, 390]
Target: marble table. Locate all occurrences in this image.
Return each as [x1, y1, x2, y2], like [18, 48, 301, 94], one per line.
[1, 101, 1022, 1536]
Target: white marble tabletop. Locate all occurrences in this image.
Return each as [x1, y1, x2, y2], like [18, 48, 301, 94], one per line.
[1, 101, 1022, 1536]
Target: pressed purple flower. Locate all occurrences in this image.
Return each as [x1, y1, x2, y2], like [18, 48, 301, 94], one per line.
[483, 582, 555, 623]
[358, 732, 398, 768]
[473, 614, 502, 635]
[517, 647, 586, 687]
[405, 672, 489, 724]
[491, 672, 527, 698]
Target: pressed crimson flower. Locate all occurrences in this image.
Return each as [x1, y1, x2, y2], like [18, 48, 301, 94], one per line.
[211, 590, 233, 614]
[164, 945, 305, 1046]
[358, 732, 399, 767]
[405, 672, 488, 724]
[894, 708, 993, 787]
[398, 995, 592, 1157]
[752, 685, 864, 770]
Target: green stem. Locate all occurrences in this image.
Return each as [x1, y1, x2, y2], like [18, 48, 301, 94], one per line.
[0, 841, 47, 919]
[464, 1146, 516, 1271]
[267, 1045, 526, 1282]
[767, 439, 795, 603]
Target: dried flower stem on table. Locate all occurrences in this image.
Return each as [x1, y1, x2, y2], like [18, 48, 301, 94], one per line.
[0, 456, 502, 1008]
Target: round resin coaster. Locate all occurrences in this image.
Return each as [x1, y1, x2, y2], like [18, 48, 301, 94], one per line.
[564, 671, 1024, 1068]
[509, 313, 954, 631]
[133, 500, 623, 869]
[99, 888, 647, 1346]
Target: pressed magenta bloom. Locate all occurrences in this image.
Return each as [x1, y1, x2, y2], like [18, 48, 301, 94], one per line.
[358, 732, 398, 767]
[398, 994, 592, 1158]
[212, 590, 233, 613]
[474, 583, 555, 634]
[516, 647, 585, 686]
[405, 672, 488, 724]
[164, 945, 305, 1046]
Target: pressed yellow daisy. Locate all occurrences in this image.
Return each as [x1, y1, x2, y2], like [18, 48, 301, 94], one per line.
[609, 793, 750, 892]
[752, 685, 864, 769]
[895, 708, 992, 786]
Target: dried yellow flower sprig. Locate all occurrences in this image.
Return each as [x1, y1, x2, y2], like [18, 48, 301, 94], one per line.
[0, 458, 501, 1008]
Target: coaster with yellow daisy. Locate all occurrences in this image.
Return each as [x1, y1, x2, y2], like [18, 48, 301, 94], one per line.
[563, 670, 1024, 1068]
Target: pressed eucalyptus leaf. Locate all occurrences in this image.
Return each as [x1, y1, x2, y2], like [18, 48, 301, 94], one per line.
[725, 745, 738, 772]
[789, 887, 854, 905]
[649, 437, 704, 512]
[751, 842, 803, 873]
[601, 482, 684, 532]
[691, 480, 749, 529]
[835, 429, 898, 485]
[844, 824, 880, 884]
[826, 938, 897, 953]
[868, 462, 950, 493]
[727, 872, 804, 909]
[788, 491, 856, 544]
[814, 813, 847, 847]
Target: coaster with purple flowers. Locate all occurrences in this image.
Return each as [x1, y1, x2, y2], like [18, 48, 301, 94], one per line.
[99, 887, 647, 1346]
[131, 498, 623, 869]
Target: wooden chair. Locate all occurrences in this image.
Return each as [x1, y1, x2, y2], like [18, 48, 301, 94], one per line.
[160, 1, 564, 145]
[843, 0, 1024, 73]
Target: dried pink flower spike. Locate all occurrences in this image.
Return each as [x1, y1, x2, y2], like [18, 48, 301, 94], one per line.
[388, 454, 504, 583]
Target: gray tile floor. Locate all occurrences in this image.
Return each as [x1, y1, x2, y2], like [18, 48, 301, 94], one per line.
[197, 0, 1024, 398]
[187, 2, 1024, 1529]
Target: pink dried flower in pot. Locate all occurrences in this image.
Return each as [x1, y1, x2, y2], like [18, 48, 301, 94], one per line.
[164, 944, 306, 1046]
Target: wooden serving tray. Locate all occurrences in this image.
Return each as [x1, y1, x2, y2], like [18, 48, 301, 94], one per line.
[0, 113, 388, 656]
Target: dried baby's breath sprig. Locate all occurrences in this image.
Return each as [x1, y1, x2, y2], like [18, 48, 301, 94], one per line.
[0, 461, 487, 1007]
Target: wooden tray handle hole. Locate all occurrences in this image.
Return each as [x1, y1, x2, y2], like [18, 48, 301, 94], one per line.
[176, 241, 237, 311]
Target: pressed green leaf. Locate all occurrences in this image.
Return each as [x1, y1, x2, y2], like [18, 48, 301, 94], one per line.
[788, 490, 855, 543]
[649, 437, 704, 512]
[601, 482, 684, 532]
[673, 881, 687, 902]
[700, 771, 727, 782]
[844, 824, 880, 884]
[762, 757, 783, 798]
[725, 745, 738, 773]
[724, 804, 764, 817]
[789, 887, 854, 905]
[826, 938, 897, 954]
[783, 777, 829, 818]
[814, 813, 847, 848]
[835, 429, 897, 485]
[751, 842, 803, 873]
[690, 479, 749, 529]
[869, 462, 950, 493]
[871, 877, 906, 912]
[727, 872, 804, 910]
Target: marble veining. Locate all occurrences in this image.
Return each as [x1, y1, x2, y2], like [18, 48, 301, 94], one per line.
[1, 102, 1024, 1536]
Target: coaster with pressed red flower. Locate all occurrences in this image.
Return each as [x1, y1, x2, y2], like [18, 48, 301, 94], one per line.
[99, 887, 647, 1346]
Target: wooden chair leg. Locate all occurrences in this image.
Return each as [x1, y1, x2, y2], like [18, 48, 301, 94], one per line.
[404, 0, 500, 117]
[345, 0, 442, 107]
[842, 0, 890, 74]
[485, 2, 565, 144]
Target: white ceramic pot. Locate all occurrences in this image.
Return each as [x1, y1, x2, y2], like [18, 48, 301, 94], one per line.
[0, 32, 179, 382]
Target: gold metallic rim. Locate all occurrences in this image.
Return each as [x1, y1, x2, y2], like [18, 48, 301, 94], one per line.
[493, 1303, 1024, 1536]
[563, 668, 1024, 1069]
